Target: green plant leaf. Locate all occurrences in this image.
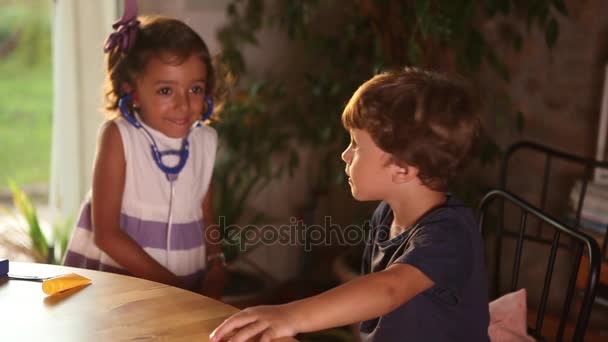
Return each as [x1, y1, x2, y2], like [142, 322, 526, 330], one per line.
[497, 0, 510, 15]
[512, 32, 523, 51]
[484, 0, 498, 16]
[552, 0, 568, 15]
[227, 3, 237, 16]
[288, 150, 300, 177]
[407, 39, 422, 66]
[516, 111, 525, 132]
[465, 29, 485, 72]
[52, 216, 74, 264]
[545, 18, 559, 48]
[538, 3, 550, 27]
[8, 179, 48, 260]
[485, 47, 510, 82]
[415, 0, 431, 39]
[480, 139, 502, 165]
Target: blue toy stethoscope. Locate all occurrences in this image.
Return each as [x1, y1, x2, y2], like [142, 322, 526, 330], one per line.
[119, 93, 213, 267]
[118, 93, 213, 180]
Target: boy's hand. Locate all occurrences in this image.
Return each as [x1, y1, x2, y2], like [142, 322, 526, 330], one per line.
[200, 261, 225, 300]
[210, 304, 299, 342]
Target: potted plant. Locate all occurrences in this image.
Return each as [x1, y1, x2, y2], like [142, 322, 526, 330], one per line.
[0, 180, 72, 264]
[211, 79, 300, 307]
[217, 0, 570, 212]
[217, 0, 568, 253]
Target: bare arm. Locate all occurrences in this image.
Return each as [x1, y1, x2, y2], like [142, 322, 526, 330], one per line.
[210, 262, 434, 342]
[91, 121, 183, 288]
[199, 184, 225, 299]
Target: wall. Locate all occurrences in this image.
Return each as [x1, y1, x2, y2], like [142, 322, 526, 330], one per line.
[480, 0, 608, 210]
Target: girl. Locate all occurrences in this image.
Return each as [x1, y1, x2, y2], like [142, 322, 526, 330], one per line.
[63, 1, 224, 299]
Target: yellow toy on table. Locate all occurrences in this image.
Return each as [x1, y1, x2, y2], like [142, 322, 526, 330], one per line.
[4, 259, 92, 295]
[42, 273, 92, 295]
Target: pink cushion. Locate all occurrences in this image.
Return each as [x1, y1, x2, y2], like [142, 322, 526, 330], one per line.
[488, 288, 535, 342]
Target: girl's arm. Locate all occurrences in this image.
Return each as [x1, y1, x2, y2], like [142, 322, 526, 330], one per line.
[91, 121, 183, 288]
[199, 184, 225, 299]
[210, 262, 434, 342]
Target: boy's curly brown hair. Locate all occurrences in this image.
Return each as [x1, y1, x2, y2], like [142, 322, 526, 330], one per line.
[342, 67, 481, 191]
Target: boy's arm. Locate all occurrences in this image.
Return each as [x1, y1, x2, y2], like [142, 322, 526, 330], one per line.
[199, 184, 225, 299]
[92, 121, 183, 288]
[210, 262, 434, 342]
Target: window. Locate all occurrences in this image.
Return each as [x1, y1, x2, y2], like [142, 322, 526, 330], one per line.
[0, 0, 53, 198]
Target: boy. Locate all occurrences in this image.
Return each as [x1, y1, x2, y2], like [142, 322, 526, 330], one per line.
[210, 68, 489, 342]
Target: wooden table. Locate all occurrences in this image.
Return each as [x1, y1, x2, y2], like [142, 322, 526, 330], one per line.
[0, 262, 297, 341]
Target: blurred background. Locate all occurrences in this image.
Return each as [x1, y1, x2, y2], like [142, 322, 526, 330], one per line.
[1, 0, 607, 340]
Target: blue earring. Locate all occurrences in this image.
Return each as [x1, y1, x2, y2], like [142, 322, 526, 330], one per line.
[118, 93, 141, 128]
[202, 96, 213, 121]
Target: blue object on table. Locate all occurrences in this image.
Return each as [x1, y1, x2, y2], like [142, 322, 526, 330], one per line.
[0, 259, 8, 277]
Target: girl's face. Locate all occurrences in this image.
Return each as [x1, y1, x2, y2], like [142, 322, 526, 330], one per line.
[341, 128, 393, 201]
[132, 53, 208, 138]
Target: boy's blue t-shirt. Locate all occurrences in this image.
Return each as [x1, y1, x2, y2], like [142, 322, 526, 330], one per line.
[360, 196, 490, 342]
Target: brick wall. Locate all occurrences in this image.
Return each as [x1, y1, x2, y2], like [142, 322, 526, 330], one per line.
[479, 0, 608, 209]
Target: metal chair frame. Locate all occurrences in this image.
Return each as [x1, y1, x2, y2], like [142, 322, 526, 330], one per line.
[480, 189, 601, 341]
[500, 141, 608, 260]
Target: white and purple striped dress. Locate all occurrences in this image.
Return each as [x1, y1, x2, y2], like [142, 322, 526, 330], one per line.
[63, 117, 217, 290]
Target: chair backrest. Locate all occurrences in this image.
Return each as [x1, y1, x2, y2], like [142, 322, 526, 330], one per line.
[479, 189, 601, 341]
[501, 141, 608, 262]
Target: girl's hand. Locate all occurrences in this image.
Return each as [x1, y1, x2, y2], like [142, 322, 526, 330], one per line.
[210, 304, 299, 342]
[200, 261, 224, 300]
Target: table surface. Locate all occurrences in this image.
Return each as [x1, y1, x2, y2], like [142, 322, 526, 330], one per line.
[0, 262, 296, 342]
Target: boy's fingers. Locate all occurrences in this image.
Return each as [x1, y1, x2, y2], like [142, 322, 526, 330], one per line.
[229, 321, 268, 342]
[210, 313, 256, 341]
[259, 329, 279, 342]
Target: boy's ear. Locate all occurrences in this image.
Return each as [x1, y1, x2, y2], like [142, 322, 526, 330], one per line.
[391, 163, 419, 184]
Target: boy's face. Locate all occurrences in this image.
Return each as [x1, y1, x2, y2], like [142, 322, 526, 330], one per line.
[132, 53, 208, 138]
[341, 129, 394, 201]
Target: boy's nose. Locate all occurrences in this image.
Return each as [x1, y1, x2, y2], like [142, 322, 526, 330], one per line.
[341, 148, 351, 163]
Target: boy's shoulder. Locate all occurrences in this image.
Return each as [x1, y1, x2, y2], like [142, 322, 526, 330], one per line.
[371, 195, 477, 232]
[373, 194, 473, 216]
[420, 196, 477, 233]
[431, 195, 475, 220]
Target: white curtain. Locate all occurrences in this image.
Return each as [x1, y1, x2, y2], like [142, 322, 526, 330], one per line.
[49, 0, 117, 219]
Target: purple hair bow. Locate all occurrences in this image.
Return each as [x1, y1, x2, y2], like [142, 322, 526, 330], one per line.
[103, 0, 139, 53]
